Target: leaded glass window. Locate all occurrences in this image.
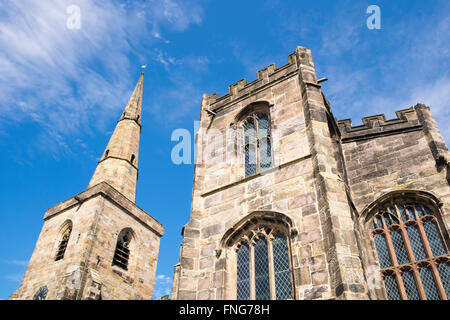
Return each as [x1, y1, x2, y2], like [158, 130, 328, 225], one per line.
[369, 197, 449, 300]
[242, 112, 272, 177]
[235, 227, 293, 300]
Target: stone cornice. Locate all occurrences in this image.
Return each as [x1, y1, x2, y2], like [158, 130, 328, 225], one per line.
[43, 182, 164, 237]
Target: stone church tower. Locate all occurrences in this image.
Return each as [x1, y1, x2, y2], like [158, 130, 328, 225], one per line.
[171, 46, 450, 300]
[10, 71, 164, 300]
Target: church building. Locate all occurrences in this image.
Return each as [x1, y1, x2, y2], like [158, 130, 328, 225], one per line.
[171, 46, 450, 300]
[9, 45, 450, 300]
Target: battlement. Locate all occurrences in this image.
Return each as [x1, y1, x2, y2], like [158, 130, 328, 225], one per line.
[337, 105, 427, 142]
[206, 47, 312, 113]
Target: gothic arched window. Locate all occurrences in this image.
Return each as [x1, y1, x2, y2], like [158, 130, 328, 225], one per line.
[240, 107, 272, 177]
[112, 229, 133, 270]
[235, 227, 293, 300]
[369, 196, 449, 300]
[55, 221, 72, 261]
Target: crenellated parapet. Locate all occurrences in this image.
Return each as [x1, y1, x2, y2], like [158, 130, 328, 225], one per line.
[203, 47, 309, 113]
[337, 106, 424, 142]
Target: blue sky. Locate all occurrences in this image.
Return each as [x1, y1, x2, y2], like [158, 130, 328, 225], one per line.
[0, 0, 449, 299]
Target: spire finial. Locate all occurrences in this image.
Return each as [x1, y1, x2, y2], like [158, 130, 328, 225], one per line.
[141, 64, 147, 74]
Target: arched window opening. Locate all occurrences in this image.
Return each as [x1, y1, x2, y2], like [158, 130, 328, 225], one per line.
[240, 105, 272, 177]
[55, 222, 72, 261]
[235, 227, 293, 300]
[368, 196, 449, 300]
[131, 154, 135, 164]
[112, 229, 132, 270]
[105, 150, 109, 158]
[33, 286, 48, 300]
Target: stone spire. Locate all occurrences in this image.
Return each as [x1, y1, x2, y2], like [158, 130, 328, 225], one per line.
[88, 71, 145, 202]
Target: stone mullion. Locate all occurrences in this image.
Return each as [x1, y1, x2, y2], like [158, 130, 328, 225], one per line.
[390, 204, 409, 300]
[383, 228, 407, 300]
[254, 114, 260, 174]
[417, 217, 436, 262]
[429, 261, 447, 300]
[399, 223, 427, 299]
[267, 235, 276, 300]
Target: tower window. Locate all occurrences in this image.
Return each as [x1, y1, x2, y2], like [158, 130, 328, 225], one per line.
[241, 109, 272, 177]
[112, 229, 132, 270]
[369, 197, 450, 300]
[131, 154, 135, 164]
[105, 150, 109, 158]
[55, 222, 72, 261]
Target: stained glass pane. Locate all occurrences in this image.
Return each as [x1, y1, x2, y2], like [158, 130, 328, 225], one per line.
[259, 140, 272, 170]
[390, 230, 410, 265]
[254, 238, 270, 300]
[423, 219, 446, 257]
[374, 233, 393, 268]
[437, 261, 450, 298]
[272, 233, 292, 300]
[237, 244, 250, 300]
[401, 270, 420, 300]
[245, 144, 257, 177]
[406, 224, 427, 261]
[420, 267, 440, 300]
[384, 274, 401, 300]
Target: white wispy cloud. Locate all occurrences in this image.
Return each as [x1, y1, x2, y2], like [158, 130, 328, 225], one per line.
[4, 260, 28, 266]
[3, 260, 27, 284]
[4, 273, 24, 283]
[0, 0, 204, 158]
[314, 2, 450, 144]
[152, 274, 172, 299]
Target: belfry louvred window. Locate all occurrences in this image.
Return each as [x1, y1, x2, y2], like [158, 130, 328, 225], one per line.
[236, 227, 293, 300]
[243, 112, 272, 177]
[55, 222, 72, 261]
[112, 229, 132, 270]
[370, 197, 450, 300]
